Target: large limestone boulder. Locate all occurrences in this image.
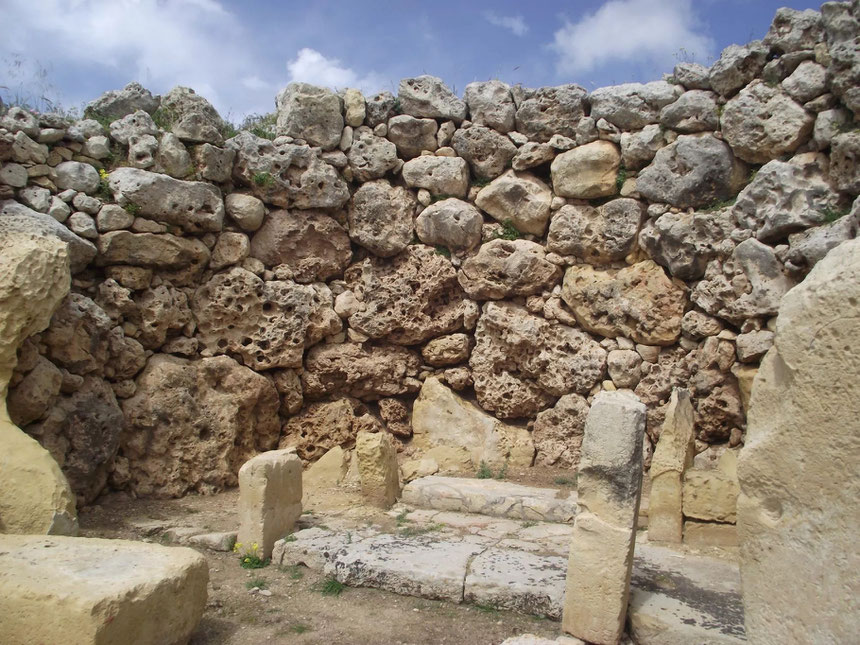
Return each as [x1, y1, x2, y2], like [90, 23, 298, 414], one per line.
[785, 197, 860, 274]
[402, 156, 469, 198]
[193, 267, 340, 370]
[386, 115, 438, 158]
[589, 81, 682, 130]
[708, 42, 768, 97]
[54, 160, 100, 194]
[97, 231, 209, 286]
[120, 354, 280, 497]
[281, 397, 376, 461]
[514, 85, 588, 142]
[276, 83, 344, 150]
[344, 245, 468, 345]
[411, 377, 534, 470]
[639, 209, 735, 280]
[347, 129, 398, 181]
[398, 75, 467, 122]
[470, 302, 606, 419]
[465, 80, 516, 133]
[822, 2, 860, 118]
[348, 179, 417, 258]
[451, 125, 517, 180]
[532, 393, 589, 469]
[637, 134, 746, 210]
[250, 209, 351, 281]
[721, 81, 814, 163]
[561, 261, 687, 345]
[0, 534, 208, 645]
[86, 81, 159, 120]
[732, 155, 841, 242]
[458, 239, 561, 300]
[0, 232, 77, 536]
[692, 238, 795, 324]
[620, 124, 667, 170]
[160, 86, 226, 145]
[547, 199, 644, 263]
[227, 131, 349, 209]
[737, 237, 860, 644]
[474, 171, 552, 236]
[659, 90, 720, 133]
[302, 343, 421, 400]
[415, 198, 483, 252]
[764, 7, 824, 53]
[108, 167, 224, 233]
[551, 141, 620, 199]
[830, 131, 860, 194]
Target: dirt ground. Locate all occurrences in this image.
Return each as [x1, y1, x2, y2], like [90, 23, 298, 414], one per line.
[79, 468, 579, 645]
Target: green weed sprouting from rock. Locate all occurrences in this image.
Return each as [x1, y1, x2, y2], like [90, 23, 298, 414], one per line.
[279, 564, 304, 580]
[476, 460, 493, 479]
[96, 168, 113, 201]
[821, 206, 851, 223]
[553, 475, 577, 487]
[315, 577, 346, 596]
[434, 245, 451, 258]
[123, 201, 141, 216]
[493, 219, 521, 241]
[253, 171, 275, 187]
[701, 197, 736, 213]
[616, 165, 627, 192]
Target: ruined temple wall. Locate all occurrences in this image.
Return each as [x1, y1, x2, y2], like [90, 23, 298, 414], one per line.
[1, 3, 858, 504]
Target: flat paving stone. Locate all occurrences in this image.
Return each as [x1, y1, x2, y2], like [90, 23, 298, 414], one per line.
[328, 533, 492, 602]
[402, 476, 578, 522]
[464, 547, 567, 618]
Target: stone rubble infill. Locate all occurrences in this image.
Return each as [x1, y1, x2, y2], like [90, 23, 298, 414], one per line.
[401, 475, 578, 523]
[271, 508, 746, 642]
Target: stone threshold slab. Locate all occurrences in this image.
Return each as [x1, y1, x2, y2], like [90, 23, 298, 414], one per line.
[401, 475, 578, 523]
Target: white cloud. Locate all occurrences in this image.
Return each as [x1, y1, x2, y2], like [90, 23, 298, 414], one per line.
[484, 12, 529, 37]
[286, 48, 385, 94]
[551, 0, 714, 77]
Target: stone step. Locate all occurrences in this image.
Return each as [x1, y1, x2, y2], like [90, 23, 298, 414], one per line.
[401, 475, 578, 523]
[271, 510, 746, 643]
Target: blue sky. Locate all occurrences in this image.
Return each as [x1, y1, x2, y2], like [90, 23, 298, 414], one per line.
[1, 0, 824, 122]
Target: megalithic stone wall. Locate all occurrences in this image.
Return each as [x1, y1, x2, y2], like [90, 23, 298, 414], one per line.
[562, 391, 646, 645]
[737, 237, 860, 644]
[0, 4, 857, 508]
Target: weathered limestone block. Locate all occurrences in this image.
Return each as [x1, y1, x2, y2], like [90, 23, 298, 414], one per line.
[514, 85, 588, 142]
[276, 82, 344, 150]
[411, 377, 534, 470]
[401, 155, 469, 197]
[659, 90, 720, 133]
[87, 81, 159, 120]
[344, 245, 468, 345]
[532, 393, 589, 469]
[194, 142, 236, 183]
[379, 397, 412, 438]
[250, 209, 351, 281]
[386, 114, 438, 158]
[108, 167, 224, 233]
[355, 431, 401, 508]
[451, 125, 517, 180]
[415, 198, 483, 252]
[238, 450, 302, 559]
[648, 389, 695, 543]
[120, 354, 280, 498]
[709, 42, 768, 97]
[347, 129, 398, 181]
[684, 450, 740, 523]
[225, 193, 265, 232]
[822, 2, 860, 118]
[683, 520, 739, 547]
[348, 179, 416, 258]
[421, 333, 471, 367]
[547, 199, 644, 263]
[193, 268, 340, 370]
[830, 131, 860, 194]
[589, 81, 682, 130]
[302, 342, 421, 400]
[160, 86, 226, 145]
[398, 75, 467, 122]
[738, 239, 860, 643]
[551, 141, 620, 199]
[96, 231, 209, 286]
[280, 397, 373, 461]
[562, 261, 686, 345]
[474, 171, 553, 236]
[227, 131, 349, 209]
[458, 239, 562, 300]
[465, 80, 516, 133]
[0, 534, 208, 645]
[764, 7, 824, 53]
[637, 134, 746, 210]
[562, 391, 646, 645]
[785, 197, 860, 274]
[0, 232, 77, 536]
[470, 302, 606, 419]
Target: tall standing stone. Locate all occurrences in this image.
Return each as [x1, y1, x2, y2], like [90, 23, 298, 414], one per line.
[562, 391, 646, 645]
[355, 431, 401, 508]
[737, 238, 860, 644]
[648, 388, 695, 543]
[237, 450, 302, 560]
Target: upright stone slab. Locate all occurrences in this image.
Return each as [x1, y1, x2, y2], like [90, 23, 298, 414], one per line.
[738, 238, 860, 644]
[562, 391, 646, 645]
[355, 431, 401, 508]
[648, 389, 695, 543]
[237, 449, 302, 560]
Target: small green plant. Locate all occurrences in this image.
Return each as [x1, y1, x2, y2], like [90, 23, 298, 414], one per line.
[239, 111, 278, 140]
[553, 475, 577, 487]
[283, 533, 297, 543]
[434, 245, 451, 258]
[472, 177, 491, 188]
[83, 107, 113, 131]
[395, 509, 411, 525]
[233, 541, 269, 569]
[253, 171, 275, 187]
[399, 522, 442, 537]
[495, 460, 509, 481]
[430, 193, 454, 203]
[392, 97, 402, 114]
[315, 577, 346, 596]
[151, 105, 179, 130]
[820, 206, 851, 223]
[97, 168, 113, 201]
[245, 577, 267, 590]
[616, 165, 628, 192]
[494, 219, 521, 241]
[290, 623, 311, 634]
[474, 603, 500, 614]
[279, 564, 304, 580]
[123, 201, 141, 216]
[521, 520, 538, 528]
[476, 460, 493, 479]
[700, 197, 736, 213]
